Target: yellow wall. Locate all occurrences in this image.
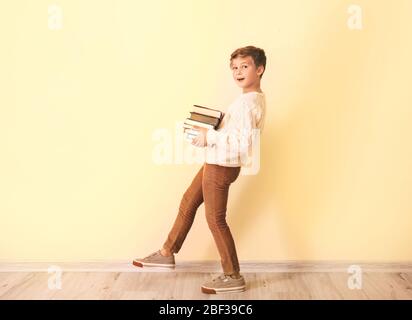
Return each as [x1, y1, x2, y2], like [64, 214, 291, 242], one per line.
[1, 0, 411, 262]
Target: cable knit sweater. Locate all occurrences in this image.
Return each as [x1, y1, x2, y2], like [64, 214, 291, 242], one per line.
[205, 91, 266, 167]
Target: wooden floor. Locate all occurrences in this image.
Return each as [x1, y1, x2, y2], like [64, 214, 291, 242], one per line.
[1, 271, 412, 300]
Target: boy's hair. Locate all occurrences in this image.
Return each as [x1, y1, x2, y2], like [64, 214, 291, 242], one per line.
[230, 45, 266, 79]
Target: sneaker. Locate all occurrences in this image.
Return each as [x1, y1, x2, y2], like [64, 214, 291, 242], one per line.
[201, 274, 246, 294]
[132, 250, 175, 269]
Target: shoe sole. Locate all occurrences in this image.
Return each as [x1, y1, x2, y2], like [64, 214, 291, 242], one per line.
[201, 285, 246, 294]
[132, 260, 175, 269]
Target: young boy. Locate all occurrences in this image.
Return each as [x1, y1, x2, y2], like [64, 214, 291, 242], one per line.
[133, 46, 267, 294]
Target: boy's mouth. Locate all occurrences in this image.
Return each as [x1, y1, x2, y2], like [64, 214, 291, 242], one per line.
[237, 77, 245, 82]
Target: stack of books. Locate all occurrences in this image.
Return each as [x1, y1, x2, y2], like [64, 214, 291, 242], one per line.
[184, 105, 223, 142]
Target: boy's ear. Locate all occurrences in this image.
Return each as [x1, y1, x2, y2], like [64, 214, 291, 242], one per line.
[256, 65, 264, 77]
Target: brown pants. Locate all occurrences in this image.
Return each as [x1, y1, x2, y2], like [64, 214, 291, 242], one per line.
[163, 163, 242, 276]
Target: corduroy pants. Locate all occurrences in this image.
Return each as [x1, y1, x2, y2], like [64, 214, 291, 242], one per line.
[163, 163, 242, 276]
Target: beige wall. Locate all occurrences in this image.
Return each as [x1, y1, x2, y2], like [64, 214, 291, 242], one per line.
[1, 0, 411, 261]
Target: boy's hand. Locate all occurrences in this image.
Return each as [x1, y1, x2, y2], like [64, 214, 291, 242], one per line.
[191, 126, 208, 147]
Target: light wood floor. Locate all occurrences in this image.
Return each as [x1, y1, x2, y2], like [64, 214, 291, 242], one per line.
[1, 261, 412, 300]
[1, 270, 412, 300]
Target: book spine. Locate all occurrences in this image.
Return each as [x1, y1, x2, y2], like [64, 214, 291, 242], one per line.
[190, 112, 220, 120]
[184, 119, 215, 129]
[192, 106, 222, 118]
[189, 113, 220, 126]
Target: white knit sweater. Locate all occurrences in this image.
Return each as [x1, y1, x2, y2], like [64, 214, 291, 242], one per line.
[205, 91, 266, 167]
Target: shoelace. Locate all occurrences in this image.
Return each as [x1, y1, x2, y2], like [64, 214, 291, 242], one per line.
[212, 274, 231, 282]
[147, 251, 160, 258]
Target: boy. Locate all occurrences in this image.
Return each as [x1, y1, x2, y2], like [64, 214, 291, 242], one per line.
[133, 46, 267, 294]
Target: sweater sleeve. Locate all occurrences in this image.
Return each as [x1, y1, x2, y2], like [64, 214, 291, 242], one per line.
[206, 99, 255, 160]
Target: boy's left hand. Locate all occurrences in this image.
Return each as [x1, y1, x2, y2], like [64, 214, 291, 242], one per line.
[191, 126, 208, 147]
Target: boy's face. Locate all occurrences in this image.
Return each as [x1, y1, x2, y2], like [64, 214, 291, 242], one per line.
[230, 55, 264, 90]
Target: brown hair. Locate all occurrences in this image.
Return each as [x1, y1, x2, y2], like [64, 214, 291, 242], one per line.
[230, 45, 266, 79]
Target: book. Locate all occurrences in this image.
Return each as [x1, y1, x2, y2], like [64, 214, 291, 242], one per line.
[189, 112, 221, 127]
[184, 128, 200, 136]
[184, 118, 215, 130]
[183, 123, 194, 130]
[193, 105, 223, 118]
[183, 104, 224, 142]
[186, 133, 198, 139]
[184, 131, 198, 142]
